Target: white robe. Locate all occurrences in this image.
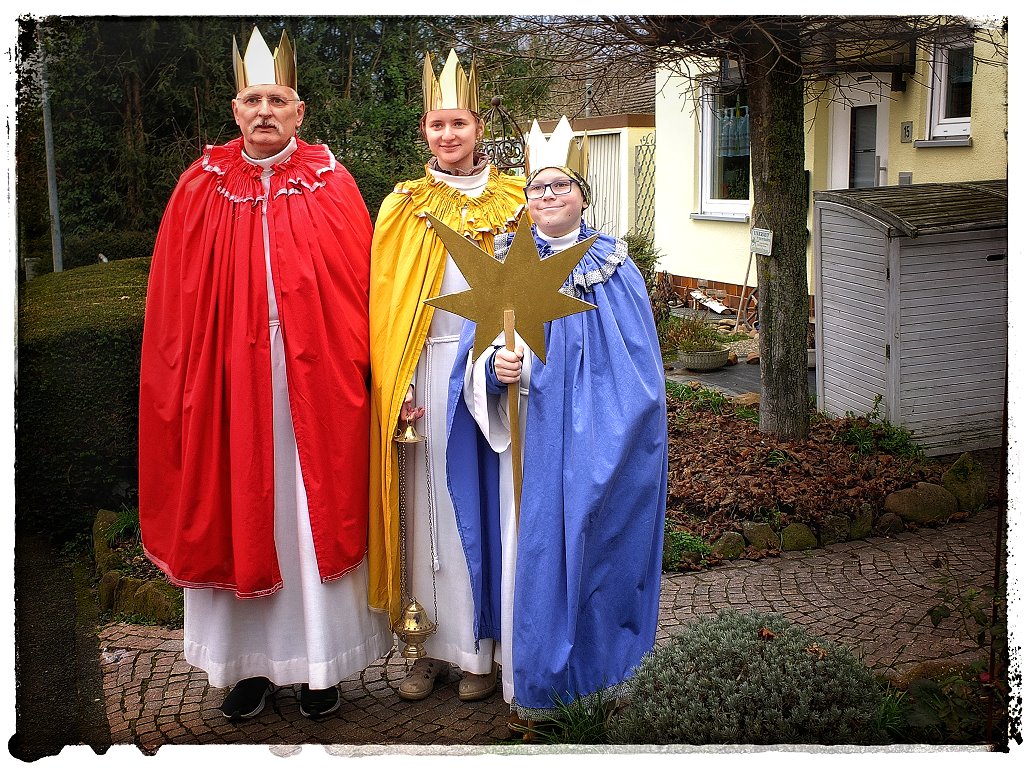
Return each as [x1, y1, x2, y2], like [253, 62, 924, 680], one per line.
[399, 166, 519, 677]
[461, 338, 530, 702]
[183, 139, 392, 690]
[459, 227, 574, 704]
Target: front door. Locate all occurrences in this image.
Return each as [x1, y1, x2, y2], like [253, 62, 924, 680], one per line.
[828, 74, 891, 189]
[850, 105, 878, 187]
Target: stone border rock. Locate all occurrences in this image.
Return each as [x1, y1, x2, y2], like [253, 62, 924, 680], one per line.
[92, 454, 990, 620]
[707, 451, 990, 562]
[92, 509, 183, 626]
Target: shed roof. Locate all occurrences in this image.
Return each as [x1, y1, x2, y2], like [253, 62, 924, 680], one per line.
[813, 179, 1007, 238]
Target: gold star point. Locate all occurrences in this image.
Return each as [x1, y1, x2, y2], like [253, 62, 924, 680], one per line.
[422, 211, 596, 363]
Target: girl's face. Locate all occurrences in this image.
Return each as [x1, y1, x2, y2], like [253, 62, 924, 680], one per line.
[423, 109, 483, 173]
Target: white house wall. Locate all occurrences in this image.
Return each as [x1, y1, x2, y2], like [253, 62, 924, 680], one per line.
[655, 66, 818, 291]
[655, 67, 749, 285]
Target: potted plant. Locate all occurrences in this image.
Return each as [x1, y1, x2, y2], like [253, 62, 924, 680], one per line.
[661, 313, 730, 372]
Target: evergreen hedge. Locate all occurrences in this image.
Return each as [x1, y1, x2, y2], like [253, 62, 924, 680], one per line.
[26, 231, 158, 276]
[62, 231, 158, 271]
[16, 257, 150, 542]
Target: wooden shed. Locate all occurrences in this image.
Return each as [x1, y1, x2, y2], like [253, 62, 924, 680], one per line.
[812, 180, 1007, 456]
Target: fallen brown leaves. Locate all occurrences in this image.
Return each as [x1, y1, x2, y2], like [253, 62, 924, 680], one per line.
[665, 383, 958, 545]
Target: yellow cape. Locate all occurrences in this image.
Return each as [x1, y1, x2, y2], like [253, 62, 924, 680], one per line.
[368, 166, 527, 624]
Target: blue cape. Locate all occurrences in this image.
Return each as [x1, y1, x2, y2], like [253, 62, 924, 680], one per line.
[445, 223, 668, 711]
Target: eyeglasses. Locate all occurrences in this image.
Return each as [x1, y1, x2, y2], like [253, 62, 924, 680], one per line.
[237, 94, 300, 109]
[524, 179, 575, 199]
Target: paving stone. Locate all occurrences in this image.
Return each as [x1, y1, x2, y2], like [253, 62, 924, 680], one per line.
[93, 504, 999, 749]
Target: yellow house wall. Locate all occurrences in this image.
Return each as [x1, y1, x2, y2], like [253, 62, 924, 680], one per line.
[886, 36, 1008, 183]
[804, 81, 832, 294]
[654, 29, 1007, 299]
[654, 67, 751, 287]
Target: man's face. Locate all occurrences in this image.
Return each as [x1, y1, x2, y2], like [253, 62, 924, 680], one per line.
[422, 109, 483, 173]
[232, 85, 305, 159]
[526, 168, 586, 238]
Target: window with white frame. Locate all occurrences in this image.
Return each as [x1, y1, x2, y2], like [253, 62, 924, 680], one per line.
[929, 42, 973, 138]
[699, 77, 750, 218]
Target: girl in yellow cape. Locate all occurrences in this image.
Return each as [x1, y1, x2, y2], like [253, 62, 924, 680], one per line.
[367, 51, 526, 704]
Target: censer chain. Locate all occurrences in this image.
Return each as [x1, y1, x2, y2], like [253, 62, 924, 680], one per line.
[396, 417, 438, 630]
[421, 421, 439, 629]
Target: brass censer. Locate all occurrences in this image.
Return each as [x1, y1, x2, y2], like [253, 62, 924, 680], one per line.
[394, 597, 437, 659]
[393, 416, 425, 446]
[393, 414, 438, 658]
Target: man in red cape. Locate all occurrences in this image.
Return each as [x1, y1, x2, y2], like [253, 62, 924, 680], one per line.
[138, 27, 390, 722]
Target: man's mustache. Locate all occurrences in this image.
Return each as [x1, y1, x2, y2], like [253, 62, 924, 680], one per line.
[250, 120, 279, 133]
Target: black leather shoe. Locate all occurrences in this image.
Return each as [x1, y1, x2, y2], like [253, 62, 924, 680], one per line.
[220, 677, 274, 720]
[299, 684, 341, 719]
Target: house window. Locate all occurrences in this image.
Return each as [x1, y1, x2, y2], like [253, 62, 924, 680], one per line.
[699, 79, 750, 219]
[929, 42, 973, 138]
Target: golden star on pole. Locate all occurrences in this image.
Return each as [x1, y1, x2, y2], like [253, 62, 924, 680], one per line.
[422, 210, 597, 364]
[423, 209, 597, 525]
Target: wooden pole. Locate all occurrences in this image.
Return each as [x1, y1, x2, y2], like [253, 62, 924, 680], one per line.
[504, 309, 523, 528]
[733, 250, 754, 332]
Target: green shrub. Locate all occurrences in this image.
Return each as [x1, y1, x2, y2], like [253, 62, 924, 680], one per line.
[624, 231, 672, 327]
[671, 380, 728, 414]
[105, 504, 142, 548]
[623, 230, 661, 290]
[876, 683, 911, 741]
[662, 522, 711, 570]
[20, 235, 56, 281]
[835, 394, 923, 459]
[511, 690, 613, 744]
[17, 257, 150, 543]
[62, 230, 157, 270]
[764, 448, 793, 467]
[609, 610, 884, 745]
[735, 404, 759, 423]
[899, 663, 1007, 744]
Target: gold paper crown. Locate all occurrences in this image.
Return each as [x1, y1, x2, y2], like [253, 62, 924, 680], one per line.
[422, 50, 479, 114]
[232, 27, 297, 93]
[525, 116, 589, 179]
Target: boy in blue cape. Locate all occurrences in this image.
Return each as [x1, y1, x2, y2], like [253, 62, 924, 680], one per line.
[444, 117, 668, 724]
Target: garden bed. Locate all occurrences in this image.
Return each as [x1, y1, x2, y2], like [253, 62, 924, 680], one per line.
[661, 380, 994, 570]
[92, 508, 182, 627]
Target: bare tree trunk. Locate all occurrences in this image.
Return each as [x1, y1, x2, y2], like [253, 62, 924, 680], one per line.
[746, 25, 810, 439]
[345, 27, 354, 100]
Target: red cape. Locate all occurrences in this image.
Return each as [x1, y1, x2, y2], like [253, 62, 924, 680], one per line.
[139, 137, 373, 597]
